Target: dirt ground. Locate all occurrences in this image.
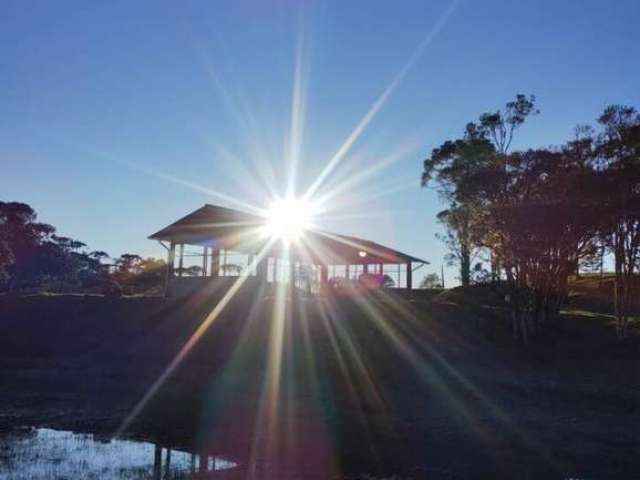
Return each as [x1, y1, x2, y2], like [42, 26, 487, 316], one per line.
[0, 288, 638, 479]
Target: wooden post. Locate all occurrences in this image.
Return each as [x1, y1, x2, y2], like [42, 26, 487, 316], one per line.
[164, 448, 171, 477]
[289, 260, 296, 291]
[165, 242, 176, 296]
[406, 262, 413, 297]
[273, 258, 279, 283]
[222, 249, 228, 276]
[202, 247, 209, 276]
[257, 255, 267, 282]
[210, 249, 220, 277]
[379, 263, 383, 275]
[153, 444, 162, 479]
[167, 242, 176, 278]
[248, 254, 254, 276]
[320, 264, 329, 296]
[363, 263, 369, 274]
[320, 264, 329, 284]
[178, 244, 184, 277]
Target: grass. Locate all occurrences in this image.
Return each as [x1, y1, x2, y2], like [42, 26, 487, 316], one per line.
[0, 285, 639, 478]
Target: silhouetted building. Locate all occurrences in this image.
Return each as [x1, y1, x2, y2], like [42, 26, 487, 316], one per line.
[149, 204, 427, 296]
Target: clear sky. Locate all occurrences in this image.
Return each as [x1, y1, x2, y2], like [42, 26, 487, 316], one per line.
[2, 0, 639, 286]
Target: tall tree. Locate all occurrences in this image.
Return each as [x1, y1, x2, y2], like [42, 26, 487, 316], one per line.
[422, 128, 495, 286]
[422, 95, 539, 287]
[436, 206, 480, 286]
[0, 240, 14, 289]
[0, 201, 113, 292]
[0, 202, 56, 289]
[474, 94, 539, 155]
[595, 105, 640, 338]
[487, 146, 599, 342]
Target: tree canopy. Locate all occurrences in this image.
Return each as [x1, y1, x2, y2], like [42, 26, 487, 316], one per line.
[421, 100, 640, 342]
[0, 201, 165, 295]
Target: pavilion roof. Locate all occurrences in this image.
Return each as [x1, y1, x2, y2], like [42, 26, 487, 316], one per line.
[149, 204, 428, 265]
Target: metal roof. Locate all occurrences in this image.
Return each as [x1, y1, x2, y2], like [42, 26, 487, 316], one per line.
[149, 204, 429, 265]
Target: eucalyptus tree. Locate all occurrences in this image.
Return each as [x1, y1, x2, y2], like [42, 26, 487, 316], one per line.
[489, 145, 600, 342]
[473, 94, 539, 155]
[422, 127, 495, 286]
[435, 205, 482, 287]
[594, 105, 640, 338]
[0, 201, 55, 290]
[0, 240, 14, 289]
[422, 95, 539, 286]
[419, 273, 442, 289]
[0, 201, 112, 291]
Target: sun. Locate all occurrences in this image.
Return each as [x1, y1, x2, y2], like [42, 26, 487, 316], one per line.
[264, 196, 315, 243]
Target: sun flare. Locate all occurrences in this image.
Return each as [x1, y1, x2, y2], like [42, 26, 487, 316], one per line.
[263, 196, 316, 243]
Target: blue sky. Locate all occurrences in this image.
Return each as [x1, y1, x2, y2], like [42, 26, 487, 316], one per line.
[2, 0, 639, 285]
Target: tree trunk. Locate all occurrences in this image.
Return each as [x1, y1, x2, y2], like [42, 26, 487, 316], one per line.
[460, 243, 471, 287]
[490, 251, 499, 283]
[613, 234, 630, 340]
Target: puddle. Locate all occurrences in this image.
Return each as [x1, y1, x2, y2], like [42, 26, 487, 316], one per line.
[0, 427, 237, 479]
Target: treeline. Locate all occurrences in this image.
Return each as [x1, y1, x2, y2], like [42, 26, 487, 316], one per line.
[422, 97, 640, 342]
[0, 202, 165, 295]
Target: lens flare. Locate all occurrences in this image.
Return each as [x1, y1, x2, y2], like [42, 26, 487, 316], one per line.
[263, 196, 316, 243]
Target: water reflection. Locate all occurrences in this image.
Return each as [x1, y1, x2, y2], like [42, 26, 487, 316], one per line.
[0, 427, 237, 480]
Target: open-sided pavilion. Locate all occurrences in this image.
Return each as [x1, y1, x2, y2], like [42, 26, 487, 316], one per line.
[149, 204, 428, 296]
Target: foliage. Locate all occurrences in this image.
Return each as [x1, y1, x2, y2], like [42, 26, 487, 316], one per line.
[0, 239, 14, 289]
[594, 105, 640, 338]
[435, 206, 482, 286]
[220, 263, 242, 276]
[114, 255, 167, 292]
[175, 265, 203, 277]
[419, 273, 442, 289]
[0, 201, 165, 295]
[422, 95, 538, 286]
[381, 274, 395, 288]
[421, 100, 640, 342]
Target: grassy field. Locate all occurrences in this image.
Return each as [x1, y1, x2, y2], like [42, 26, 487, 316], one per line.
[0, 284, 638, 479]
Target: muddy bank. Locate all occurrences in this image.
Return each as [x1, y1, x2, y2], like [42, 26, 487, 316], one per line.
[0, 291, 639, 479]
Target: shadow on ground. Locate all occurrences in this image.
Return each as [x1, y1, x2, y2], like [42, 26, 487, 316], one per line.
[0, 286, 638, 479]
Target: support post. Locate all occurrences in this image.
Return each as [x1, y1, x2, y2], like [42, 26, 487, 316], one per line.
[320, 264, 329, 296]
[406, 262, 413, 298]
[248, 254, 254, 276]
[257, 255, 267, 282]
[363, 263, 369, 274]
[153, 444, 162, 480]
[164, 448, 171, 478]
[178, 244, 184, 277]
[273, 258, 279, 283]
[165, 242, 176, 296]
[202, 247, 208, 277]
[222, 249, 228, 276]
[320, 264, 329, 284]
[289, 260, 296, 292]
[210, 249, 220, 277]
[167, 242, 176, 278]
